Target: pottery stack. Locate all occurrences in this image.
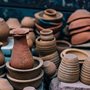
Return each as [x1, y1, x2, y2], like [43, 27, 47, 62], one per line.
[35, 9, 63, 39]
[81, 57, 90, 85]
[6, 28, 44, 90]
[36, 29, 60, 68]
[58, 54, 80, 83]
[67, 9, 90, 45]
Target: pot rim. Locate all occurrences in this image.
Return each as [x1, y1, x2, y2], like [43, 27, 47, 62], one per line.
[0, 63, 6, 69]
[6, 70, 44, 83]
[6, 56, 43, 72]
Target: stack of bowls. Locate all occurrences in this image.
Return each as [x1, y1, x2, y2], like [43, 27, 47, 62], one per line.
[67, 9, 90, 45]
[35, 9, 63, 39]
[6, 56, 44, 90]
[58, 54, 80, 83]
[36, 29, 60, 68]
[81, 57, 90, 85]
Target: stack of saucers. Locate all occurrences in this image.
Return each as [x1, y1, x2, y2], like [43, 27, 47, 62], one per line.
[81, 57, 90, 85]
[35, 9, 63, 39]
[58, 54, 80, 83]
[67, 9, 90, 45]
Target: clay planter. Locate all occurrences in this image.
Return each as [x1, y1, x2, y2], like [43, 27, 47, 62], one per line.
[6, 56, 43, 80]
[21, 17, 35, 28]
[6, 18, 21, 30]
[71, 32, 90, 45]
[43, 61, 56, 76]
[60, 48, 89, 64]
[56, 40, 71, 53]
[67, 9, 90, 23]
[69, 18, 90, 30]
[58, 54, 80, 83]
[81, 57, 90, 85]
[10, 28, 34, 69]
[0, 18, 9, 46]
[7, 70, 44, 90]
[35, 9, 63, 22]
[70, 26, 90, 35]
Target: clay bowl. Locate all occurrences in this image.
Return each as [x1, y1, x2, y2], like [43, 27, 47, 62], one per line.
[35, 22, 63, 33]
[6, 18, 21, 30]
[69, 18, 90, 30]
[71, 32, 90, 45]
[0, 63, 6, 75]
[70, 26, 90, 35]
[60, 48, 89, 64]
[7, 70, 44, 90]
[6, 56, 43, 80]
[67, 9, 90, 24]
[56, 40, 71, 53]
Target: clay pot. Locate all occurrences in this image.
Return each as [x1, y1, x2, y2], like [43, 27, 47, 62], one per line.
[10, 28, 34, 69]
[43, 61, 56, 76]
[81, 57, 90, 85]
[0, 18, 9, 46]
[35, 9, 63, 22]
[69, 18, 90, 30]
[6, 18, 21, 30]
[7, 70, 44, 90]
[21, 17, 35, 28]
[6, 56, 43, 80]
[23, 86, 36, 90]
[67, 9, 90, 23]
[70, 26, 90, 35]
[60, 48, 89, 64]
[58, 54, 80, 83]
[56, 40, 71, 53]
[71, 32, 90, 45]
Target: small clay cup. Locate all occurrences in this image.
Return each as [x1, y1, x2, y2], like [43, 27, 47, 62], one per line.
[6, 56, 43, 80]
[7, 70, 44, 90]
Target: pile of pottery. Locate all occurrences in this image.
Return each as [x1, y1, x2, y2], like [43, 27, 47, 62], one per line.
[58, 54, 80, 83]
[36, 29, 60, 67]
[60, 48, 89, 64]
[35, 9, 63, 39]
[81, 57, 90, 85]
[6, 28, 43, 90]
[67, 9, 90, 45]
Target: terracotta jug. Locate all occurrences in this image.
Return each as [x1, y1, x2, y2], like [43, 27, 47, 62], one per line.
[10, 28, 34, 69]
[0, 42, 5, 66]
[0, 18, 9, 46]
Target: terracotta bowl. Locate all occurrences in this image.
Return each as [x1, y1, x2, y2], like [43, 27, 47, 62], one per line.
[6, 56, 43, 80]
[67, 9, 90, 23]
[7, 70, 44, 90]
[56, 40, 71, 53]
[60, 48, 89, 64]
[0, 63, 6, 75]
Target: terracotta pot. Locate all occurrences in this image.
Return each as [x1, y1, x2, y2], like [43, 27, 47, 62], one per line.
[60, 48, 89, 64]
[35, 9, 63, 21]
[69, 18, 90, 30]
[6, 56, 43, 80]
[0, 18, 9, 46]
[23, 86, 36, 90]
[58, 54, 80, 83]
[6, 18, 21, 30]
[43, 61, 56, 76]
[21, 17, 35, 28]
[10, 28, 34, 69]
[70, 26, 90, 35]
[67, 9, 90, 23]
[7, 70, 44, 90]
[71, 32, 90, 45]
[56, 40, 71, 53]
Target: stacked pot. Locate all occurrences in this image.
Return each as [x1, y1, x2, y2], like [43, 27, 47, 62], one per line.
[58, 54, 80, 83]
[35, 9, 63, 39]
[81, 57, 90, 85]
[36, 29, 60, 68]
[67, 9, 90, 45]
